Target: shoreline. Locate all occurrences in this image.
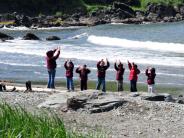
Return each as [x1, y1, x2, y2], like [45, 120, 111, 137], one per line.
[2, 79, 183, 96]
[0, 17, 184, 30]
[0, 20, 183, 31]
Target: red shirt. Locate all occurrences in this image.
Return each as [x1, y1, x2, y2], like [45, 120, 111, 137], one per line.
[128, 62, 140, 81]
[46, 50, 60, 70]
[76, 67, 91, 80]
[64, 61, 74, 78]
[114, 63, 125, 81]
[97, 61, 110, 78]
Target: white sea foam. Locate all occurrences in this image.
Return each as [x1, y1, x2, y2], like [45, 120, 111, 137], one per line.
[2, 26, 30, 31]
[71, 33, 88, 39]
[0, 39, 53, 56]
[0, 26, 84, 31]
[0, 61, 41, 67]
[87, 35, 184, 53]
[0, 36, 184, 67]
[156, 72, 184, 77]
[36, 26, 84, 30]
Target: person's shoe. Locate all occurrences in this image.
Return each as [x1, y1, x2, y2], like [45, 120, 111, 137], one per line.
[101, 91, 106, 95]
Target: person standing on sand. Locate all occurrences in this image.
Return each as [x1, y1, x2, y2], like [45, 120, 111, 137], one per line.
[46, 47, 60, 89]
[96, 58, 110, 93]
[145, 67, 156, 93]
[76, 64, 91, 91]
[114, 60, 125, 91]
[64, 60, 74, 92]
[128, 60, 140, 92]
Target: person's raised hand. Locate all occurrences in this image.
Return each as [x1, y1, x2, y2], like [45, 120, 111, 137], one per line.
[58, 46, 61, 51]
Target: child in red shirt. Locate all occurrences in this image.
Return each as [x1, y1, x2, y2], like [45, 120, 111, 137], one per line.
[145, 67, 156, 93]
[114, 60, 125, 91]
[128, 60, 140, 92]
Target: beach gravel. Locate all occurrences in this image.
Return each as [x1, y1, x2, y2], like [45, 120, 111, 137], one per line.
[0, 86, 184, 138]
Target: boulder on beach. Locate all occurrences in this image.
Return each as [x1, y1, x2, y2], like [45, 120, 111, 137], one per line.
[46, 36, 61, 41]
[0, 32, 14, 40]
[23, 33, 40, 40]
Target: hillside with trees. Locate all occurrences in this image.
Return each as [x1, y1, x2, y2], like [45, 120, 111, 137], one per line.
[0, 0, 183, 16]
[0, 0, 184, 27]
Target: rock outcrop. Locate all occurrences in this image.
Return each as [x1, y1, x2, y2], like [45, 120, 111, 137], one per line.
[0, 32, 14, 40]
[46, 36, 61, 41]
[23, 33, 40, 40]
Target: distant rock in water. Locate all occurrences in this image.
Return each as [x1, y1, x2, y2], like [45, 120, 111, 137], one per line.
[46, 36, 60, 41]
[23, 33, 40, 40]
[0, 32, 14, 40]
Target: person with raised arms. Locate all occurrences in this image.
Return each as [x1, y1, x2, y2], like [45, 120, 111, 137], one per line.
[46, 47, 60, 89]
[76, 64, 91, 91]
[64, 59, 74, 92]
[128, 60, 140, 92]
[145, 67, 156, 93]
[96, 58, 110, 93]
[114, 60, 125, 91]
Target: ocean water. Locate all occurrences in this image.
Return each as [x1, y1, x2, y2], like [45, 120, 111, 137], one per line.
[0, 22, 184, 86]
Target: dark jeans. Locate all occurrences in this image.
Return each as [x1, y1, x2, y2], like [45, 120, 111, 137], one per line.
[66, 77, 74, 91]
[80, 80, 87, 91]
[117, 80, 123, 91]
[47, 69, 56, 88]
[96, 77, 106, 92]
[130, 80, 137, 92]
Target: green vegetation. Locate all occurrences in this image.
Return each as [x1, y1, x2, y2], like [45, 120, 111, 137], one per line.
[0, 98, 107, 137]
[140, 0, 184, 8]
[0, 0, 87, 15]
[82, 0, 110, 13]
[0, 101, 106, 137]
[86, 4, 109, 13]
[55, 11, 63, 17]
[0, 103, 66, 137]
[0, 21, 14, 25]
[0, 0, 183, 15]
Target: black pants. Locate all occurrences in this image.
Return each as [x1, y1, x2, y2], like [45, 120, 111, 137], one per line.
[0, 84, 6, 91]
[130, 80, 137, 92]
[117, 80, 123, 91]
[80, 80, 87, 91]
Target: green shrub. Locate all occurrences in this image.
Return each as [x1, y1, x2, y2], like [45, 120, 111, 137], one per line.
[140, 0, 184, 8]
[86, 5, 109, 13]
[55, 11, 63, 17]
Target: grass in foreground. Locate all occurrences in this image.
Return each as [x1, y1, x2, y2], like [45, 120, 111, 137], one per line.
[0, 103, 104, 138]
[0, 103, 66, 138]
